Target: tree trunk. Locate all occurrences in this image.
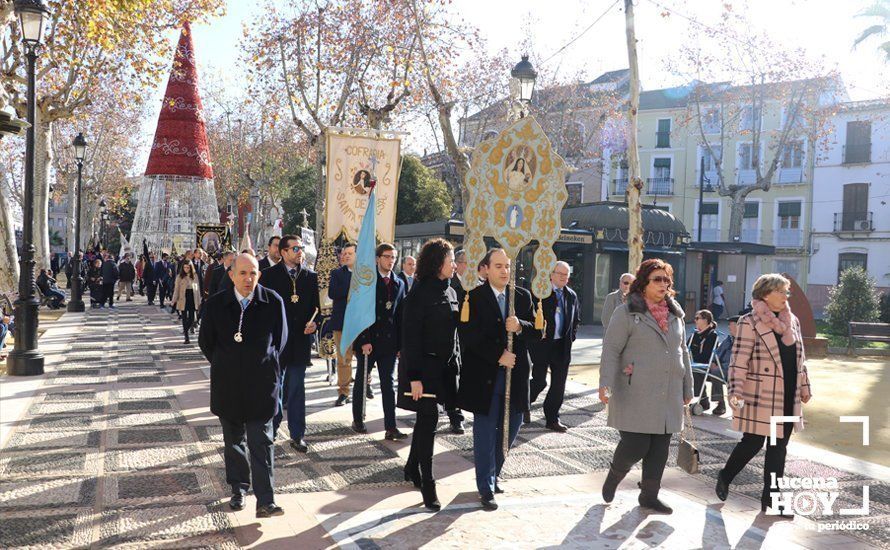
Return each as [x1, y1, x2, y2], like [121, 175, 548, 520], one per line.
[0, 166, 20, 293]
[624, 0, 644, 270]
[436, 103, 469, 215]
[32, 114, 52, 271]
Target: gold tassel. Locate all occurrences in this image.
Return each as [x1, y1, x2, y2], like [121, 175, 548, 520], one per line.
[460, 292, 470, 323]
[535, 298, 544, 330]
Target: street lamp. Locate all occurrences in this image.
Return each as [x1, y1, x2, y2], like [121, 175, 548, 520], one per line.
[8, 0, 50, 377]
[98, 199, 107, 250]
[67, 133, 87, 312]
[511, 55, 538, 120]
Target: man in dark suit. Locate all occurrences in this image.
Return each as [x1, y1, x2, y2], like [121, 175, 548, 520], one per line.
[208, 251, 235, 296]
[458, 248, 541, 510]
[328, 243, 355, 406]
[155, 253, 173, 308]
[258, 236, 281, 271]
[528, 261, 581, 432]
[262, 234, 319, 453]
[198, 254, 287, 518]
[352, 243, 407, 441]
[397, 255, 416, 294]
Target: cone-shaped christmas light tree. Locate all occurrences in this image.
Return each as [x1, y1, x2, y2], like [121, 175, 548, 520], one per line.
[130, 22, 218, 253]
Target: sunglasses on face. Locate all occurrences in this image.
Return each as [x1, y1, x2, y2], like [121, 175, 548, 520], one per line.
[649, 276, 672, 285]
[290, 246, 304, 252]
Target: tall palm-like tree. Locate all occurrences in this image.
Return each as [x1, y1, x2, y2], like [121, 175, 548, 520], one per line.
[853, 0, 890, 61]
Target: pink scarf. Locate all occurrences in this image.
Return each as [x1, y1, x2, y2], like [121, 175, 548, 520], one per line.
[751, 299, 797, 346]
[645, 297, 670, 332]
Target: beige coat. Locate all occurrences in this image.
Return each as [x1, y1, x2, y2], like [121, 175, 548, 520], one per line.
[729, 313, 812, 438]
[172, 275, 202, 312]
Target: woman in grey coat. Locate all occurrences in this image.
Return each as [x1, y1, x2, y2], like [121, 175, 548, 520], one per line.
[598, 259, 693, 514]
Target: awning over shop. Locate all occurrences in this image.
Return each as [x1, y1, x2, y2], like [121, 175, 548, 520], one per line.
[686, 241, 775, 255]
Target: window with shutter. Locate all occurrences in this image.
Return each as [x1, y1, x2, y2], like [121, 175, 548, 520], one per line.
[656, 119, 671, 148]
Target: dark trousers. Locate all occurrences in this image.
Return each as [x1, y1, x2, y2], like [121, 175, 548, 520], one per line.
[218, 416, 275, 506]
[102, 283, 115, 306]
[408, 402, 439, 482]
[137, 278, 144, 295]
[530, 339, 569, 422]
[693, 372, 726, 405]
[446, 407, 464, 425]
[611, 431, 672, 482]
[145, 282, 156, 304]
[158, 283, 169, 306]
[181, 308, 195, 336]
[274, 364, 306, 441]
[46, 289, 65, 308]
[353, 352, 397, 430]
[472, 369, 523, 498]
[722, 422, 793, 501]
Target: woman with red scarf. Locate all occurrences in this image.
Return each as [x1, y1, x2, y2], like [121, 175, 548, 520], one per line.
[598, 259, 693, 514]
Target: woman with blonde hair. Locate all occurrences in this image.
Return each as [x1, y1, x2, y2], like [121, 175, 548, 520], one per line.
[715, 273, 812, 517]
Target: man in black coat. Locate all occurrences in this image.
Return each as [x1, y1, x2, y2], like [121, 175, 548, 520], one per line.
[528, 261, 581, 432]
[208, 252, 235, 296]
[458, 248, 541, 510]
[262, 234, 319, 452]
[397, 255, 416, 294]
[352, 243, 407, 441]
[258, 236, 281, 271]
[100, 253, 119, 309]
[198, 253, 287, 518]
[154, 253, 173, 308]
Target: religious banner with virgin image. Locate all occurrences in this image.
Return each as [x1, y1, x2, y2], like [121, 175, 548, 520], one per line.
[324, 133, 401, 243]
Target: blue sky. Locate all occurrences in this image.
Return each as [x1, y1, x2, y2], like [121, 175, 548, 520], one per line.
[135, 0, 889, 171]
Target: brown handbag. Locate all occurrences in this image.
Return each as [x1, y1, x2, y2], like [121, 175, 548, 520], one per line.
[678, 405, 700, 474]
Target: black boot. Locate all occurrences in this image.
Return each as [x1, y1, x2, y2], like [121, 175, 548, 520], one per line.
[421, 480, 440, 512]
[404, 462, 422, 489]
[601, 463, 629, 503]
[715, 469, 730, 501]
[638, 479, 673, 514]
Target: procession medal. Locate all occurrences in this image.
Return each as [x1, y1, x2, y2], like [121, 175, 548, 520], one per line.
[385, 300, 393, 310]
[291, 294, 299, 303]
[235, 298, 249, 343]
[233, 332, 243, 343]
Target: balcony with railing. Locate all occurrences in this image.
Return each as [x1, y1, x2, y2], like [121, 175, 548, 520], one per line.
[646, 177, 674, 196]
[776, 168, 804, 184]
[613, 177, 628, 196]
[740, 228, 761, 243]
[775, 228, 803, 248]
[833, 211, 873, 233]
[843, 143, 872, 164]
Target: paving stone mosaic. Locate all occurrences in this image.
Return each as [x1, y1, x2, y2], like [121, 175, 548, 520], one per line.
[48, 375, 107, 385]
[41, 390, 98, 401]
[109, 411, 185, 427]
[0, 477, 96, 509]
[23, 414, 100, 430]
[0, 508, 94, 548]
[112, 388, 175, 399]
[330, 459, 410, 489]
[107, 427, 192, 447]
[113, 399, 175, 411]
[105, 469, 218, 506]
[0, 449, 98, 477]
[5, 429, 100, 449]
[309, 437, 400, 462]
[105, 445, 203, 472]
[98, 504, 237, 547]
[26, 401, 104, 415]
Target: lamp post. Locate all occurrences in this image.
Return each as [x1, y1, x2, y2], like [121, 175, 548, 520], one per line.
[98, 198, 107, 250]
[697, 155, 715, 242]
[67, 133, 87, 312]
[8, 0, 50, 376]
[510, 55, 537, 118]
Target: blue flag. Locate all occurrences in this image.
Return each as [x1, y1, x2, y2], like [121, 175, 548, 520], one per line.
[340, 187, 378, 357]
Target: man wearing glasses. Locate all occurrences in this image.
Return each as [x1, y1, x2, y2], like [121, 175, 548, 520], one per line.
[263, 234, 319, 453]
[528, 261, 582, 431]
[601, 273, 635, 328]
[352, 243, 408, 441]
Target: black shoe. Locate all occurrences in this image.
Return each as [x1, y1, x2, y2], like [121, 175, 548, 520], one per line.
[638, 479, 673, 514]
[366, 385, 374, 399]
[421, 480, 441, 512]
[184, 336, 190, 344]
[334, 394, 348, 407]
[699, 399, 712, 412]
[450, 421, 465, 435]
[290, 439, 308, 453]
[352, 421, 367, 434]
[256, 503, 284, 518]
[229, 493, 245, 510]
[385, 429, 408, 441]
[494, 484, 504, 494]
[601, 463, 629, 503]
[404, 463, 422, 488]
[715, 469, 729, 501]
[480, 495, 498, 510]
[545, 421, 568, 433]
[712, 402, 726, 416]
[523, 411, 531, 424]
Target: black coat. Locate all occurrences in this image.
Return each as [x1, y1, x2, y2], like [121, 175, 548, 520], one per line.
[449, 274, 466, 304]
[397, 277, 460, 412]
[530, 285, 582, 363]
[259, 262, 320, 367]
[198, 285, 288, 422]
[457, 282, 542, 414]
[397, 271, 416, 294]
[327, 265, 351, 332]
[354, 271, 405, 357]
[101, 260, 119, 284]
[118, 261, 136, 283]
[208, 264, 233, 296]
[688, 326, 718, 364]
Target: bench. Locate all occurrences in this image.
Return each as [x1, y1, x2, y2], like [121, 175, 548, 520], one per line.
[848, 322, 890, 354]
[35, 286, 58, 309]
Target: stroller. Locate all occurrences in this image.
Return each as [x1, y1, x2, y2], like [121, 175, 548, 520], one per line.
[689, 331, 729, 416]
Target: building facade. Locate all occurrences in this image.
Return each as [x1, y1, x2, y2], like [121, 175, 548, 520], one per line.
[809, 100, 890, 316]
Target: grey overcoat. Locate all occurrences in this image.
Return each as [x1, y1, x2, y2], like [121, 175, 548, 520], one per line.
[599, 292, 693, 434]
[601, 289, 624, 327]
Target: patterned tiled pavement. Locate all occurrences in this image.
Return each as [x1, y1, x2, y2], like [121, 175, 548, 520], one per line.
[1, 301, 887, 548]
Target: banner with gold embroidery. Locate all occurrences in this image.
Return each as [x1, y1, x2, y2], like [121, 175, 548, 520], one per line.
[462, 116, 568, 303]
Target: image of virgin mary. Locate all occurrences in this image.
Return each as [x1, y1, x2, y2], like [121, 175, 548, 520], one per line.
[507, 157, 531, 192]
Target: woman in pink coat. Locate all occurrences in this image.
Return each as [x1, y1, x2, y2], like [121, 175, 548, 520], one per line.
[715, 273, 812, 517]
